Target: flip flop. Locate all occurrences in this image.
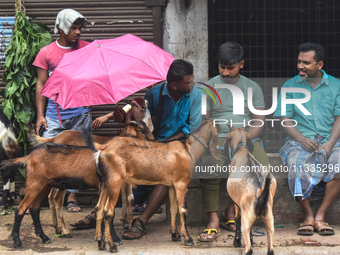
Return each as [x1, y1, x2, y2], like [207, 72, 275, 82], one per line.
[66, 201, 82, 212]
[219, 217, 236, 232]
[198, 228, 221, 242]
[123, 218, 147, 240]
[314, 221, 334, 236]
[297, 222, 314, 236]
[70, 212, 96, 229]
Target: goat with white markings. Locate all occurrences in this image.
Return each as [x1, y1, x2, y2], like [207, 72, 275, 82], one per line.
[0, 109, 20, 207]
[225, 127, 276, 255]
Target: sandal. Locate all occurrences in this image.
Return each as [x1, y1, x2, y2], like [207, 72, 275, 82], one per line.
[70, 212, 96, 229]
[132, 202, 163, 215]
[314, 221, 334, 236]
[66, 201, 82, 212]
[198, 228, 221, 242]
[219, 217, 236, 232]
[123, 218, 147, 240]
[297, 221, 314, 236]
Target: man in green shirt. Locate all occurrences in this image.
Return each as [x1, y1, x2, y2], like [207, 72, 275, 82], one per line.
[198, 41, 270, 241]
[274, 42, 340, 236]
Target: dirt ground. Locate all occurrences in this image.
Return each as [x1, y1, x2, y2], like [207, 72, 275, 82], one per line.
[1, 205, 340, 254]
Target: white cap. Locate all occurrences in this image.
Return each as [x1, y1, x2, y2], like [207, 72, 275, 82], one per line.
[54, 9, 86, 35]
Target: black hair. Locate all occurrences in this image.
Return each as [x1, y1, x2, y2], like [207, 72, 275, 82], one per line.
[217, 41, 244, 65]
[299, 42, 325, 62]
[73, 17, 86, 27]
[166, 59, 193, 84]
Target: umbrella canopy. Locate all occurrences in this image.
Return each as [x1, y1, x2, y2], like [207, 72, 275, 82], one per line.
[41, 34, 175, 109]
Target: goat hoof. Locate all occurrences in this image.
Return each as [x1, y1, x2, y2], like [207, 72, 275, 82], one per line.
[114, 239, 123, 246]
[111, 234, 122, 245]
[171, 232, 181, 242]
[184, 237, 194, 246]
[61, 233, 72, 238]
[245, 247, 253, 255]
[110, 244, 118, 253]
[233, 238, 241, 247]
[13, 240, 22, 248]
[41, 235, 52, 244]
[267, 249, 274, 255]
[98, 240, 106, 250]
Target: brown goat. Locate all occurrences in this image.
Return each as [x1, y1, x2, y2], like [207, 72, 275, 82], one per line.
[31, 121, 154, 237]
[27, 98, 154, 237]
[84, 119, 220, 252]
[28, 130, 113, 238]
[225, 128, 276, 255]
[1, 121, 154, 249]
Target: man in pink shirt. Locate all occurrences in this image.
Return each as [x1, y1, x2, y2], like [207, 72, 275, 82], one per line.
[33, 9, 91, 212]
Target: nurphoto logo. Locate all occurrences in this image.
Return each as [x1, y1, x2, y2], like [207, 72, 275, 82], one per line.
[198, 82, 312, 128]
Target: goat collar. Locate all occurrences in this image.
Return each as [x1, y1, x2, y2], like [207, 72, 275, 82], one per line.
[192, 135, 208, 150]
[229, 142, 247, 161]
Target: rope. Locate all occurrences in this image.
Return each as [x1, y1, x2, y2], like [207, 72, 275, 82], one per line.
[252, 225, 284, 236]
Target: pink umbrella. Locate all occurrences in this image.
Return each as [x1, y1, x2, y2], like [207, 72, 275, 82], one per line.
[41, 34, 175, 109]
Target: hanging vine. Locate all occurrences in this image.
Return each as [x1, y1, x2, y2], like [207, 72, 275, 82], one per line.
[1, 0, 52, 153]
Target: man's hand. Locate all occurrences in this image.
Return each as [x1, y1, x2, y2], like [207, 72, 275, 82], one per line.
[36, 116, 47, 135]
[113, 107, 126, 123]
[92, 114, 111, 130]
[317, 142, 333, 157]
[299, 137, 318, 152]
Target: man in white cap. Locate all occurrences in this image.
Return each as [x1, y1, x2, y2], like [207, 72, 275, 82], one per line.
[33, 9, 91, 212]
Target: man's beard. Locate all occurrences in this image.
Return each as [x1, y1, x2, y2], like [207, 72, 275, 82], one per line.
[70, 39, 79, 49]
[220, 75, 238, 84]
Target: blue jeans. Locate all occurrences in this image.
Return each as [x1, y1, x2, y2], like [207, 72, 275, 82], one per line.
[42, 111, 92, 194]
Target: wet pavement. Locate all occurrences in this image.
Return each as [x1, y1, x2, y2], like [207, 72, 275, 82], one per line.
[1, 205, 340, 254]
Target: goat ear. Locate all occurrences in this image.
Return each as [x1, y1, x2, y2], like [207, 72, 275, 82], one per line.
[209, 132, 220, 161]
[224, 138, 230, 159]
[215, 123, 221, 133]
[246, 137, 254, 153]
[226, 124, 233, 131]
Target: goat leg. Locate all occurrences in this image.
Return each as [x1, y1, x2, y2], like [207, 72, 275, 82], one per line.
[99, 220, 106, 250]
[126, 184, 134, 227]
[30, 187, 53, 244]
[263, 210, 275, 255]
[175, 184, 193, 246]
[48, 189, 58, 232]
[0, 189, 10, 207]
[110, 211, 122, 245]
[103, 194, 119, 253]
[95, 189, 107, 249]
[54, 189, 71, 237]
[182, 200, 194, 246]
[11, 208, 24, 248]
[30, 208, 51, 244]
[169, 186, 180, 241]
[241, 210, 256, 255]
[120, 183, 133, 229]
[233, 205, 242, 247]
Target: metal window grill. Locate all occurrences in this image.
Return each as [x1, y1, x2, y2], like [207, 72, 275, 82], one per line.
[208, 0, 340, 152]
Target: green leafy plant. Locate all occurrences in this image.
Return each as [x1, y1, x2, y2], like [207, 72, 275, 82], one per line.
[1, 1, 51, 153]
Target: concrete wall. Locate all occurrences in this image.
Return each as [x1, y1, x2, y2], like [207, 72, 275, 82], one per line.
[163, 0, 209, 82]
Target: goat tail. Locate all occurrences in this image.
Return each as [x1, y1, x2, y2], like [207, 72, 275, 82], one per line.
[255, 175, 272, 217]
[27, 130, 52, 147]
[81, 127, 99, 153]
[0, 157, 27, 182]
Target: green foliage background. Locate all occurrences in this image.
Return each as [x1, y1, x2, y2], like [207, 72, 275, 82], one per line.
[1, 8, 51, 153]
